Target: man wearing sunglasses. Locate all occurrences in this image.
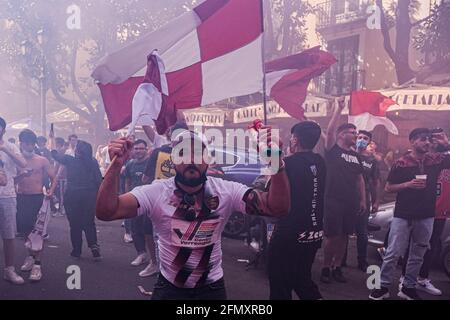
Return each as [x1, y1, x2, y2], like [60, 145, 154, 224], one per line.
[370, 128, 450, 300]
[96, 129, 290, 300]
[321, 97, 366, 284]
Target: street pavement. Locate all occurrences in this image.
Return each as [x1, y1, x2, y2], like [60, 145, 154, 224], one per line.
[1, 215, 449, 300]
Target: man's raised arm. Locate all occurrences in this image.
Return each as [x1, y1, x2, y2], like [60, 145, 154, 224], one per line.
[96, 137, 139, 221]
[325, 97, 346, 151]
[243, 166, 290, 218]
[242, 126, 290, 218]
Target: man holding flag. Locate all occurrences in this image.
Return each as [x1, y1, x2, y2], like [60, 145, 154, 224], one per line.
[96, 129, 290, 300]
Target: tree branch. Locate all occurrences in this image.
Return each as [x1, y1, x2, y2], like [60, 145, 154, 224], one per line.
[69, 41, 96, 115]
[376, 0, 398, 64]
[49, 79, 93, 122]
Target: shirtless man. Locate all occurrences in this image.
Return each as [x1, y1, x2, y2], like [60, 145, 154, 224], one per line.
[15, 129, 55, 282]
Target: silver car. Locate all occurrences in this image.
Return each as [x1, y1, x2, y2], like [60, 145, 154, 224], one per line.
[368, 202, 450, 278]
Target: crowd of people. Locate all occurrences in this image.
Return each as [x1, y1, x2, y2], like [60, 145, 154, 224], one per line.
[0, 97, 449, 300]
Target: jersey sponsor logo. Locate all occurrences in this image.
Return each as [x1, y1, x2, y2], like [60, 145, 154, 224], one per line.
[171, 218, 221, 248]
[341, 153, 360, 165]
[297, 230, 324, 243]
[310, 165, 317, 176]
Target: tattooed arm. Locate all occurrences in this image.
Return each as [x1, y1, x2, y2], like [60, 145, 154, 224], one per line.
[242, 163, 290, 218]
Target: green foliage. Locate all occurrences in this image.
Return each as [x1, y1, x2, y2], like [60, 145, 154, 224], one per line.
[413, 2, 450, 64]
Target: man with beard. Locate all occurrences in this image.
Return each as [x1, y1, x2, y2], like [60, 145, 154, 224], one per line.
[96, 129, 290, 300]
[398, 128, 450, 296]
[370, 128, 450, 300]
[321, 97, 366, 284]
[16, 129, 55, 282]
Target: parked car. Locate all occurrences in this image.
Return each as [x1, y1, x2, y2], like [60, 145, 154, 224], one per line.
[368, 202, 450, 278]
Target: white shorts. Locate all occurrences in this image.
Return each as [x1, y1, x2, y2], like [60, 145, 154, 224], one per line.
[0, 197, 17, 240]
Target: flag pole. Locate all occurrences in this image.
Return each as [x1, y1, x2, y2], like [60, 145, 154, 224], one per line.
[261, 0, 268, 125]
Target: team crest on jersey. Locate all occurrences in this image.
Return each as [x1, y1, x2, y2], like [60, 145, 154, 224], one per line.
[310, 165, 317, 176]
[205, 196, 220, 210]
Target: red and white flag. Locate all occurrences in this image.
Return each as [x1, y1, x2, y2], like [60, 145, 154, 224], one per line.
[265, 46, 337, 120]
[93, 0, 264, 134]
[349, 90, 399, 135]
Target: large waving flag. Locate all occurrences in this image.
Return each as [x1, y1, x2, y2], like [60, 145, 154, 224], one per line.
[349, 90, 399, 135]
[265, 46, 337, 120]
[93, 0, 264, 133]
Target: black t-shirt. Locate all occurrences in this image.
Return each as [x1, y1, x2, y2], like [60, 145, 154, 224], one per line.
[387, 152, 450, 220]
[124, 158, 149, 190]
[144, 144, 176, 182]
[360, 154, 380, 205]
[324, 144, 364, 207]
[273, 152, 326, 248]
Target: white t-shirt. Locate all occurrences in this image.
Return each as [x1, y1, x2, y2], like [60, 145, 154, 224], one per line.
[0, 142, 20, 198]
[130, 177, 249, 288]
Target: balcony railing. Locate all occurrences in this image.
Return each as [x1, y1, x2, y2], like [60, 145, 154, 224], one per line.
[315, 0, 368, 29]
[311, 69, 365, 96]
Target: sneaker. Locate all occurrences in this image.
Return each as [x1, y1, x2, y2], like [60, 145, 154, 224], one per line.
[123, 233, 133, 243]
[377, 247, 386, 258]
[320, 267, 332, 284]
[131, 253, 148, 266]
[29, 265, 42, 282]
[138, 262, 159, 277]
[416, 278, 442, 296]
[91, 245, 102, 262]
[358, 261, 369, 272]
[250, 240, 260, 251]
[21, 256, 35, 272]
[4, 267, 25, 285]
[398, 287, 422, 300]
[398, 276, 404, 291]
[369, 287, 390, 300]
[332, 267, 347, 283]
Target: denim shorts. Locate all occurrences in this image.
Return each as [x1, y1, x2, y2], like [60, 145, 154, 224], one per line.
[0, 197, 17, 240]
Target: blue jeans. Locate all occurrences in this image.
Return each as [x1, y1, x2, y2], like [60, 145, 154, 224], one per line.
[380, 217, 434, 289]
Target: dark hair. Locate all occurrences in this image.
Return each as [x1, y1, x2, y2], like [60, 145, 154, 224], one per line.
[430, 127, 444, 134]
[358, 130, 372, 140]
[75, 140, 92, 160]
[19, 129, 37, 144]
[133, 139, 147, 147]
[291, 121, 322, 150]
[37, 136, 47, 145]
[55, 137, 65, 147]
[409, 128, 431, 141]
[0, 117, 6, 130]
[68, 134, 78, 140]
[337, 123, 356, 134]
